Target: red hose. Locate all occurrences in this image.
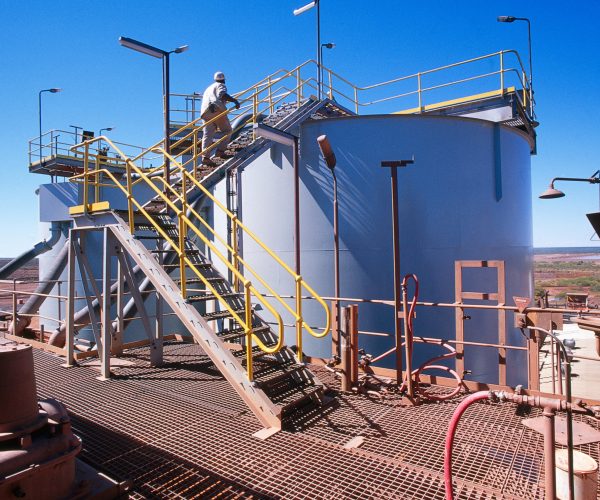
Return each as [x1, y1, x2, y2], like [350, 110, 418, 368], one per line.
[444, 391, 490, 500]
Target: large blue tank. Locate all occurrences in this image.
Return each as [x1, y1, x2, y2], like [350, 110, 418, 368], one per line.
[228, 114, 534, 386]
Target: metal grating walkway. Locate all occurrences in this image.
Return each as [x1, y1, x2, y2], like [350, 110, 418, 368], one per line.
[28, 342, 600, 499]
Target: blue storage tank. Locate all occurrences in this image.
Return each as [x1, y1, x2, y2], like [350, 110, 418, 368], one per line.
[231, 114, 534, 386]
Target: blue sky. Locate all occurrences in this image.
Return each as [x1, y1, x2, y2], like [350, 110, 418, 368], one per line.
[0, 0, 599, 255]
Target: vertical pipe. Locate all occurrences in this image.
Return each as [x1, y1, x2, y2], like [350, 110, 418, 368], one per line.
[163, 53, 171, 190]
[557, 345, 563, 395]
[332, 169, 341, 366]
[316, 0, 321, 100]
[294, 137, 300, 276]
[340, 305, 351, 392]
[65, 234, 76, 367]
[390, 167, 403, 386]
[543, 407, 557, 500]
[100, 228, 112, 380]
[354, 87, 358, 114]
[296, 279, 303, 364]
[114, 254, 124, 356]
[57, 281, 62, 324]
[402, 281, 413, 397]
[349, 304, 359, 386]
[550, 336, 556, 394]
[11, 283, 17, 336]
[417, 73, 422, 110]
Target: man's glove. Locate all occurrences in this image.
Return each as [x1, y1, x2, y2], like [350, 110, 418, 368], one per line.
[234, 99, 240, 110]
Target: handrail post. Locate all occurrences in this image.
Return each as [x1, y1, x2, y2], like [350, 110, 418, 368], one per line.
[94, 153, 100, 204]
[232, 218, 239, 292]
[296, 69, 302, 107]
[178, 214, 186, 298]
[252, 94, 258, 140]
[245, 282, 253, 381]
[125, 160, 134, 233]
[296, 277, 303, 364]
[11, 284, 17, 336]
[268, 76, 273, 114]
[500, 51, 505, 94]
[83, 142, 89, 214]
[193, 129, 198, 179]
[417, 73, 423, 111]
[522, 70, 528, 113]
[328, 70, 333, 99]
[354, 87, 358, 114]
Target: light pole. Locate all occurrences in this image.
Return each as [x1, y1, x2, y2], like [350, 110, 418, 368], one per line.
[320, 43, 335, 97]
[497, 16, 533, 116]
[293, 0, 322, 100]
[98, 127, 114, 152]
[316, 135, 346, 386]
[38, 88, 62, 166]
[119, 37, 188, 189]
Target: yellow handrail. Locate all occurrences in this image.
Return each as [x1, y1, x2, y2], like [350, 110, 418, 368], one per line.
[70, 136, 321, 380]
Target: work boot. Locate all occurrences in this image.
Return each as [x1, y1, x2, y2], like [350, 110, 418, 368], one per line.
[215, 150, 234, 160]
[201, 157, 217, 168]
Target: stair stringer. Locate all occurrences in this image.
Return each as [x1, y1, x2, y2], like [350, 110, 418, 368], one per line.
[80, 211, 283, 430]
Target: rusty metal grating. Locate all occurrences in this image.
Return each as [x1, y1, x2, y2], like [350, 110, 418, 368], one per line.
[29, 343, 600, 499]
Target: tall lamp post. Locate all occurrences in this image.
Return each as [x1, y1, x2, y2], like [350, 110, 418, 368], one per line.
[98, 127, 114, 152]
[118, 37, 188, 189]
[39, 88, 62, 181]
[293, 0, 322, 100]
[497, 16, 533, 116]
[320, 43, 335, 97]
[316, 135, 346, 386]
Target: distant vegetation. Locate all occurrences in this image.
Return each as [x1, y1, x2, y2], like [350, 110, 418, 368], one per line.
[535, 257, 600, 305]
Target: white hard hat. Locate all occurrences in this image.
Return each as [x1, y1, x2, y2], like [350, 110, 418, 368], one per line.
[214, 71, 225, 82]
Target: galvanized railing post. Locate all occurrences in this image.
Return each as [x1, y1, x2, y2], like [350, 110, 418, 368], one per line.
[296, 277, 303, 364]
[94, 153, 100, 205]
[500, 51, 505, 94]
[296, 69, 302, 108]
[328, 70, 333, 99]
[252, 94, 258, 140]
[11, 281, 17, 336]
[245, 282, 253, 381]
[354, 87, 359, 114]
[125, 160, 134, 233]
[417, 73, 423, 111]
[83, 142, 89, 214]
[268, 76, 273, 114]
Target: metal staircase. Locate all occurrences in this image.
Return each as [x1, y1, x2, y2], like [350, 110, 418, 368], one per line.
[63, 72, 353, 430]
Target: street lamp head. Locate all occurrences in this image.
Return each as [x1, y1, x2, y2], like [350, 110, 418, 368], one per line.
[49, 88, 62, 93]
[119, 36, 166, 58]
[173, 45, 189, 54]
[539, 185, 565, 199]
[497, 15, 516, 23]
[322, 43, 335, 49]
[293, 1, 316, 16]
[317, 135, 336, 170]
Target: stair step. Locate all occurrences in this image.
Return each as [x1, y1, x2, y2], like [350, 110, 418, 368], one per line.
[273, 384, 323, 411]
[217, 325, 270, 342]
[201, 308, 245, 321]
[187, 292, 241, 303]
[254, 363, 305, 387]
[173, 272, 213, 283]
[232, 344, 276, 360]
[150, 248, 200, 255]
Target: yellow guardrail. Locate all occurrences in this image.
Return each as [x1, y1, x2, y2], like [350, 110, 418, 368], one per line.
[69, 135, 330, 381]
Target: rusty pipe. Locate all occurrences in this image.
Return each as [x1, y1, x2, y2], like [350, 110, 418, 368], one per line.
[543, 406, 557, 500]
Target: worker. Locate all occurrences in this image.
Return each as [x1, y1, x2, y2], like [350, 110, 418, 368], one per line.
[200, 71, 240, 167]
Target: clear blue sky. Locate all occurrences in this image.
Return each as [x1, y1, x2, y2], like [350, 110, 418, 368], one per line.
[1, 0, 599, 256]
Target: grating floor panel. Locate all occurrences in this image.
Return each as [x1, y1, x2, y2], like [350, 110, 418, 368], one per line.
[26, 342, 600, 499]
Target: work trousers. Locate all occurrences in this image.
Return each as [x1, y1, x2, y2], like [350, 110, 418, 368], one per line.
[201, 110, 232, 158]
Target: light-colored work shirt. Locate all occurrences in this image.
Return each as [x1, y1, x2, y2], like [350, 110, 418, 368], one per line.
[201, 82, 228, 117]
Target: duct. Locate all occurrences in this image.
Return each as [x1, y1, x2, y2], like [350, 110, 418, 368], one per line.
[0, 221, 65, 280]
[11, 239, 69, 335]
